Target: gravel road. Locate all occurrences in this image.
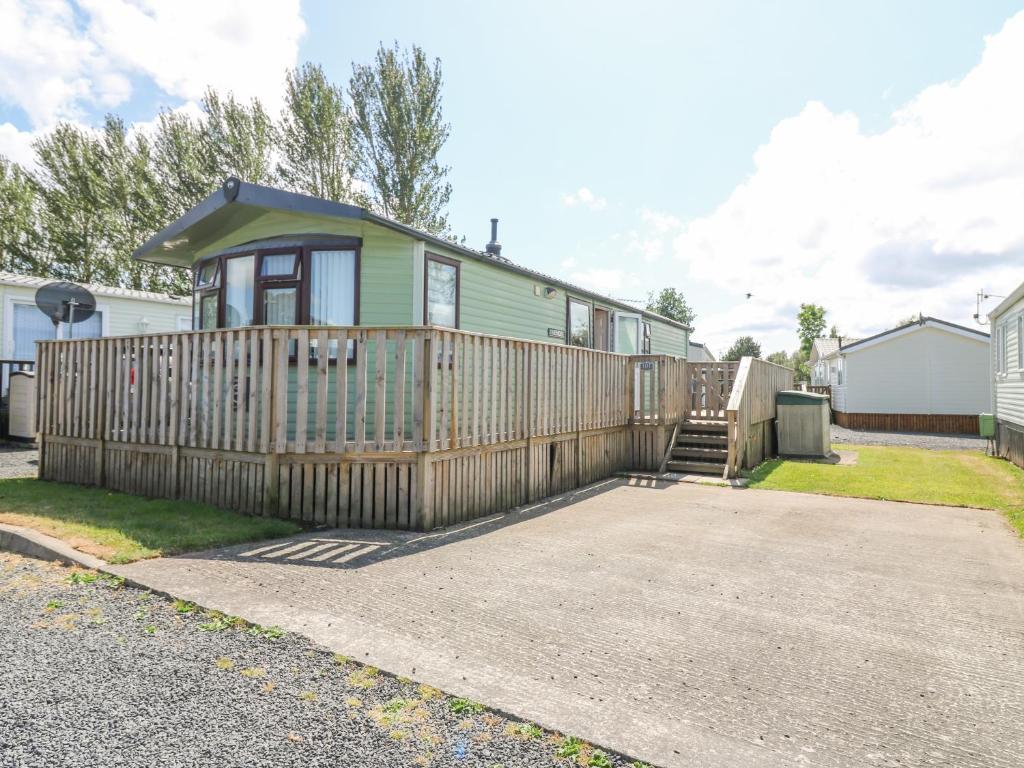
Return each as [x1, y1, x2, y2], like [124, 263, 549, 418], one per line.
[830, 424, 987, 451]
[0, 444, 36, 479]
[0, 553, 643, 768]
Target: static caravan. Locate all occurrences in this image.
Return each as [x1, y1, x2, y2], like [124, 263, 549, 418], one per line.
[827, 317, 989, 433]
[27, 178, 695, 531]
[990, 280, 1024, 468]
[134, 179, 689, 355]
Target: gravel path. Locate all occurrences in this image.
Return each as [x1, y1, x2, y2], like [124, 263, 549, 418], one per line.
[0, 554, 643, 768]
[0, 444, 36, 479]
[831, 424, 986, 451]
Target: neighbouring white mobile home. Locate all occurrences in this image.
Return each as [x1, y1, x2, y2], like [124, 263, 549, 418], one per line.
[0, 272, 192, 364]
[989, 280, 1024, 468]
[826, 317, 990, 433]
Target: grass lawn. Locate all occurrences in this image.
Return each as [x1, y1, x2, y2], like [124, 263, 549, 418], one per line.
[0, 478, 300, 563]
[747, 444, 1024, 537]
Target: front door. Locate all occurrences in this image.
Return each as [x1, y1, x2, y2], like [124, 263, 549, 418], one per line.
[593, 308, 610, 351]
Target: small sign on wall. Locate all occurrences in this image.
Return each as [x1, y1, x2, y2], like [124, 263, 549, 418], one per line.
[547, 328, 565, 340]
[638, 361, 654, 370]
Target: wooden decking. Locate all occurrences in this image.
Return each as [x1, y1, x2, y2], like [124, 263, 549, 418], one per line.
[34, 329, 788, 527]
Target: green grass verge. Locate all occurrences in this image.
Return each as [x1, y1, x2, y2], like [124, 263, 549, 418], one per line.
[0, 478, 300, 563]
[746, 444, 1024, 537]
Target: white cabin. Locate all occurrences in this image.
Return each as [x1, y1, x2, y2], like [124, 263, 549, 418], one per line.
[989, 281, 1024, 467]
[826, 317, 989, 433]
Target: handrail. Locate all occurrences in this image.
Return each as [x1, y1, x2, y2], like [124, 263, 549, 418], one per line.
[724, 357, 795, 478]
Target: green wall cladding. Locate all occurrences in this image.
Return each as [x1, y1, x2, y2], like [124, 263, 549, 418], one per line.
[190, 209, 687, 357]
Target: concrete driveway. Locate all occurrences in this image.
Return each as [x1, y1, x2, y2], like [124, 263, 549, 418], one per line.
[115, 479, 1024, 768]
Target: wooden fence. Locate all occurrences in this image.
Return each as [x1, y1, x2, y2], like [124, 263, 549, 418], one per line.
[35, 326, 689, 530]
[724, 358, 794, 478]
[684, 361, 739, 419]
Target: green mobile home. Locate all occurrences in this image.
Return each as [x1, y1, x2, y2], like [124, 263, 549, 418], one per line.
[35, 178, 709, 532]
[132, 178, 689, 355]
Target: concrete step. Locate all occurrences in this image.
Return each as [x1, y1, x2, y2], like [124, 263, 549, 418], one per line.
[677, 433, 727, 447]
[672, 446, 728, 461]
[666, 459, 726, 475]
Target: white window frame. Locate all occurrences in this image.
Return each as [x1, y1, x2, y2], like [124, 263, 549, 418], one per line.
[3, 296, 111, 360]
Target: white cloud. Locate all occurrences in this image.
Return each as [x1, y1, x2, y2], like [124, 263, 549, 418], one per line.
[664, 11, 1024, 353]
[0, 0, 305, 127]
[566, 267, 644, 300]
[0, 122, 37, 167]
[562, 186, 608, 211]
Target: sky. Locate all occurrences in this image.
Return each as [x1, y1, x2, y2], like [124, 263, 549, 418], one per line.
[2, 0, 1023, 355]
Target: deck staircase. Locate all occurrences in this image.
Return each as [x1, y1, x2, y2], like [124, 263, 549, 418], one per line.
[665, 419, 729, 475]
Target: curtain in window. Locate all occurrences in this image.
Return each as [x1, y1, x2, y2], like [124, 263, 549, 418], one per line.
[61, 311, 102, 340]
[263, 287, 297, 325]
[310, 250, 356, 325]
[13, 303, 55, 359]
[261, 253, 297, 276]
[224, 255, 254, 327]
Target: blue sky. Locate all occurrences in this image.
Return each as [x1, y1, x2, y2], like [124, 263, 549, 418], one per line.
[2, 1, 1023, 353]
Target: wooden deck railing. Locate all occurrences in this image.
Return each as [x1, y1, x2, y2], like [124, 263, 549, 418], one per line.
[35, 327, 686, 455]
[684, 361, 740, 419]
[723, 357, 794, 478]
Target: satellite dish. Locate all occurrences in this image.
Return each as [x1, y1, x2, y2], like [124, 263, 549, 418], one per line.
[34, 282, 97, 337]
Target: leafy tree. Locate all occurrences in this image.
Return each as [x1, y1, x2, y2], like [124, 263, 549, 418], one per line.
[203, 89, 277, 186]
[891, 313, 922, 329]
[765, 350, 791, 367]
[151, 108, 220, 221]
[277, 63, 351, 202]
[722, 335, 762, 361]
[96, 116, 187, 293]
[646, 287, 696, 327]
[348, 43, 452, 233]
[0, 156, 43, 274]
[32, 123, 113, 285]
[791, 348, 811, 382]
[797, 303, 827, 355]
[829, 324, 840, 338]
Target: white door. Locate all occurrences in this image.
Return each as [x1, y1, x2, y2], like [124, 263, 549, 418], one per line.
[612, 312, 641, 354]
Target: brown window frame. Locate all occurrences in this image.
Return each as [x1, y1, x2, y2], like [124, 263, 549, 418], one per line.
[423, 252, 460, 328]
[191, 239, 362, 362]
[566, 297, 592, 348]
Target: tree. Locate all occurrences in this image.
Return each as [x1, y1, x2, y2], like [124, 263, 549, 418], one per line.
[0, 156, 43, 274]
[797, 303, 827, 355]
[202, 89, 277, 186]
[765, 350, 791, 367]
[891, 313, 922, 329]
[151, 108, 220, 222]
[722, 335, 761, 361]
[348, 43, 452, 233]
[277, 63, 351, 202]
[32, 123, 113, 285]
[646, 287, 696, 327]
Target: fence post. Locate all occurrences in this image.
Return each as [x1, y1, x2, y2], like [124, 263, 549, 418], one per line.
[262, 331, 281, 514]
[414, 333, 435, 531]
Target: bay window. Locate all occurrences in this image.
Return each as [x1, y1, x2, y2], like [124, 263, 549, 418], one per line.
[424, 253, 459, 328]
[192, 240, 361, 332]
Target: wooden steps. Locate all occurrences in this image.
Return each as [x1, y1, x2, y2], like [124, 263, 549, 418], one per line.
[666, 419, 728, 476]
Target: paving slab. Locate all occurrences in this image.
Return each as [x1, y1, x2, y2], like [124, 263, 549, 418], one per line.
[115, 479, 1024, 768]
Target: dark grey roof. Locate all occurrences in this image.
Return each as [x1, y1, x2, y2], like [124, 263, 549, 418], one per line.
[133, 178, 691, 331]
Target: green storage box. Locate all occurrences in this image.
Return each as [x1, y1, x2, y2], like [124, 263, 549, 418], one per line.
[979, 413, 995, 438]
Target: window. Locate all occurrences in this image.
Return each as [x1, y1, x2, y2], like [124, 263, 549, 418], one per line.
[11, 302, 104, 359]
[190, 241, 360, 331]
[310, 250, 357, 326]
[424, 253, 459, 328]
[1018, 315, 1023, 370]
[200, 294, 219, 330]
[223, 255, 255, 328]
[642, 321, 652, 354]
[567, 298, 591, 347]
